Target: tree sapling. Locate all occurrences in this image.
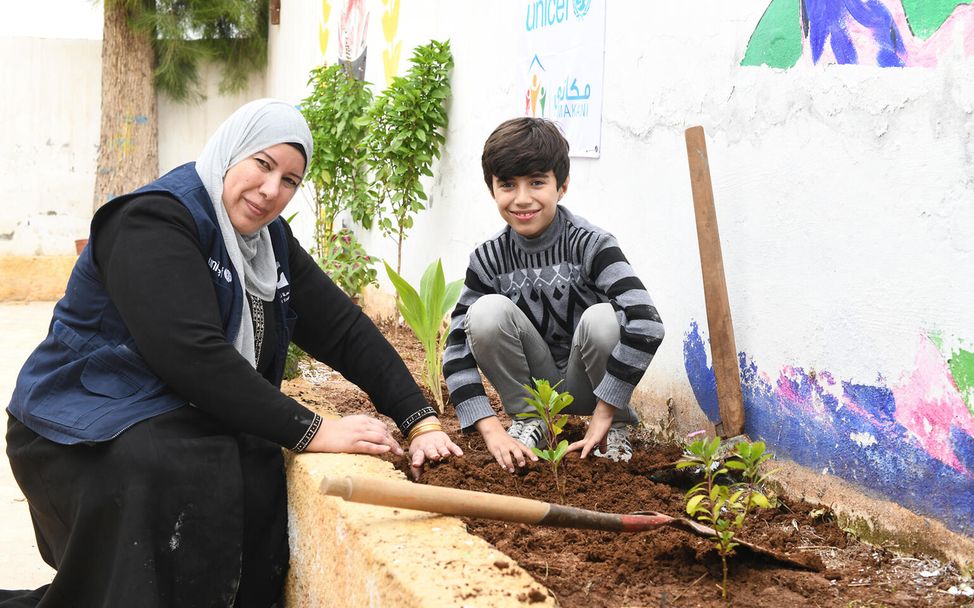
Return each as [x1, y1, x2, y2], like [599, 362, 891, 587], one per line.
[519, 379, 574, 499]
[677, 437, 776, 599]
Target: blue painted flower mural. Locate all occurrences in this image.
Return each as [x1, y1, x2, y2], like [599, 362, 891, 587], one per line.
[742, 0, 974, 67]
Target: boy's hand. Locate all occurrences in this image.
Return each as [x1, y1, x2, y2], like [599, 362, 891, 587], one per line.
[567, 400, 616, 459]
[476, 416, 539, 473]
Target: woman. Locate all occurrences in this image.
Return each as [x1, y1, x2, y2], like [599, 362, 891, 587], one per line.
[2, 99, 461, 607]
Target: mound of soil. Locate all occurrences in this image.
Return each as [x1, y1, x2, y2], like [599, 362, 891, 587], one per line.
[284, 319, 972, 608]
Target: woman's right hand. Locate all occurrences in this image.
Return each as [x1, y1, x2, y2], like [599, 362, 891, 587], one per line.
[306, 415, 404, 456]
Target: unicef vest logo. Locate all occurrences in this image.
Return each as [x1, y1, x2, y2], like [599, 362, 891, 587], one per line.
[208, 257, 234, 284]
[572, 0, 591, 19]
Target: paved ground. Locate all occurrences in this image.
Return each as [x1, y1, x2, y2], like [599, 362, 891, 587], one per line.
[0, 302, 56, 590]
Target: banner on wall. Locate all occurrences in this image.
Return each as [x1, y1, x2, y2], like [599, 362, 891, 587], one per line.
[518, 0, 606, 158]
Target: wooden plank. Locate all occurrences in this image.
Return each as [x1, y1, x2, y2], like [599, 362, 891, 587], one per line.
[684, 126, 745, 437]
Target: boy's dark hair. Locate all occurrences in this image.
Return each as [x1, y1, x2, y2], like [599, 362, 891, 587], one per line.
[481, 117, 570, 193]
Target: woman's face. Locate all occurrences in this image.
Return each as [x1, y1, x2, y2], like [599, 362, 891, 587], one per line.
[222, 143, 305, 235]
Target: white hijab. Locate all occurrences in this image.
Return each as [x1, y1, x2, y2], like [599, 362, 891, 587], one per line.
[195, 98, 313, 367]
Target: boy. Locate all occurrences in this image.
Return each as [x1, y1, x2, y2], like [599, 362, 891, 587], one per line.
[443, 117, 665, 472]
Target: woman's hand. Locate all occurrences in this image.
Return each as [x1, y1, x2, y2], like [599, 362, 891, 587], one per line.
[306, 414, 404, 456]
[408, 429, 463, 480]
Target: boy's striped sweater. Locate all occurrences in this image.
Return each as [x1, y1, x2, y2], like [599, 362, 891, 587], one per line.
[443, 206, 665, 431]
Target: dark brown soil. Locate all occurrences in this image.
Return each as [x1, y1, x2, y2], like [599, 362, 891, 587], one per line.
[283, 318, 973, 608]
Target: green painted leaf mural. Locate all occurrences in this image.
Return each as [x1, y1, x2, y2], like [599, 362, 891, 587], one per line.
[930, 332, 974, 417]
[901, 0, 974, 39]
[741, 0, 802, 68]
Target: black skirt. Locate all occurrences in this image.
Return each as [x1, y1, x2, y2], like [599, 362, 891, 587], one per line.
[2, 406, 288, 608]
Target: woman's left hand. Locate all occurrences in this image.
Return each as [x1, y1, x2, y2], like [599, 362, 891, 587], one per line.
[409, 431, 463, 480]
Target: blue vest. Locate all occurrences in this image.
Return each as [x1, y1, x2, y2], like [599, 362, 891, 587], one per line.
[7, 163, 295, 445]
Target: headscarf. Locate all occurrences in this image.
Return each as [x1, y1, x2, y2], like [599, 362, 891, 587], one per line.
[195, 98, 313, 367]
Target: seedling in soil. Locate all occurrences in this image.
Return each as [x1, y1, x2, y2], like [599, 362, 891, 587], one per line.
[519, 379, 573, 499]
[384, 259, 462, 412]
[677, 437, 776, 599]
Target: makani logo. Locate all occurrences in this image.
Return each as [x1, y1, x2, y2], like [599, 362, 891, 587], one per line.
[208, 257, 233, 283]
[525, 54, 548, 117]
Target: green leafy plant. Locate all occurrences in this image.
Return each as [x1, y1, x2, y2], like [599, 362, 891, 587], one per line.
[365, 39, 453, 275]
[383, 259, 462, 412]
[318, 228, 377, 298]
[725, 440, 776, 518]
[283, 343, 305, 381]
[300, 63, 376, 259]
[676, 437, 776, 599]
[518, 379, 574, 499]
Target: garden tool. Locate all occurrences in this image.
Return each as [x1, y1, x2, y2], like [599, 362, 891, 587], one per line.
[685, 126, 746, 439]
[320, 475, 818, 571]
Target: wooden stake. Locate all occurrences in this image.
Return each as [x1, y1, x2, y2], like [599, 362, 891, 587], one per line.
[684, 126, 745, 438]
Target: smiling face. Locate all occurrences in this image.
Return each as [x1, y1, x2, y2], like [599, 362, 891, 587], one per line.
[222, 143, 305, 235]
[491, 170, 568, 239]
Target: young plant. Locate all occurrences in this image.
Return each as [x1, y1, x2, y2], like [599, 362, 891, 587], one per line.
[725, 440, 776, 520]
[300, 63, 376, 258]
[384, 259, 462, 412]
[365, 39, 453, 275]
[518, 379, 573, 499]
[676, 437, 775, 599]
[317, 228, 377, 298]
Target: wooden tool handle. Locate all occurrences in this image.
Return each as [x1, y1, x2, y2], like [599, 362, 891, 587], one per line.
[685, 126, 746, 438]
[322, 476, 550, 524]
[321, 476, 674, 532]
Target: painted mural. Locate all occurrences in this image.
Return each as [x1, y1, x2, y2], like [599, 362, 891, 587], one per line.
[339, 0, 369, 79]
[684, 321, 974, 535]
[742, 0, 974, 67]
[381, 0, 402, 84]
[319, 0, 332, 57]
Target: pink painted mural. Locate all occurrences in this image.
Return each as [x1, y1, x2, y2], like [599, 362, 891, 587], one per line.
[742, 0, 974, 67]
[684, 323, 974, 535]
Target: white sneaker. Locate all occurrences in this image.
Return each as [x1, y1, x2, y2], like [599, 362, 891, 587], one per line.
[507, 418, 545, 449]
[594, 425, 633, 462]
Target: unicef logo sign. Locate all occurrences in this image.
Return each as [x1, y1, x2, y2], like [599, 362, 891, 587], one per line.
[572, 0, 591, 19]
[526, 0, 592, 32]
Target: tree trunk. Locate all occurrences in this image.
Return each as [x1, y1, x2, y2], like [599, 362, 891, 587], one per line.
[93, 0, 158, 211]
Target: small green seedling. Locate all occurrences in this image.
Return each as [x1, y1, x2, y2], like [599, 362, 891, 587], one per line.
[519, 379, 574, 498]
[677, 437, 776, 600]
[384, 259, 462, 412]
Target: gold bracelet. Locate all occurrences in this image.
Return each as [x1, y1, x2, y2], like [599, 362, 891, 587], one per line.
[407, 422, 442, 441]
[407, 421, 442, 444]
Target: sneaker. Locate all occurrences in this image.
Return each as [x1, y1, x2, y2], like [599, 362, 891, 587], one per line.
[594, 425, 633, 462]
[507, 418, 545, 449]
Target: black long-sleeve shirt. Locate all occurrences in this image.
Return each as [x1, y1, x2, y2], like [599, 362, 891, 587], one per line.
[93, 194, 433, 449]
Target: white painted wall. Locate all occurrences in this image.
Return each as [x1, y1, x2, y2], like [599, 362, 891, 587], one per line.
[0, 36, 102, 255]
[1, 1, 265, 256]
[269, 1, 974, 414]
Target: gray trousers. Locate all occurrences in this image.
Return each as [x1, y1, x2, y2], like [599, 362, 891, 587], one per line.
[465, 294, 638, 424]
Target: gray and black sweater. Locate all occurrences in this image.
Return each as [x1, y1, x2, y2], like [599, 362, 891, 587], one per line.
[443, 206, 665, 431]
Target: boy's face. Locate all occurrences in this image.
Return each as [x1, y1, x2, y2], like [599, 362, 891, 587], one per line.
[491, 170, 569, 239]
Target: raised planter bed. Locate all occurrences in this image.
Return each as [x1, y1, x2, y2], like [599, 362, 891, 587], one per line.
[284, 320, 973, 607]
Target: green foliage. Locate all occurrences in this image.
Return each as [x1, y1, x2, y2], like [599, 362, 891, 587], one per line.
[519, 379, 574, 498]
[384, 259, 462, 412]
[677, 437, 776, 599]
[283, 343, 305, 381]
[115, 0, 268, 101]
[365, 39, 453, 273]
[318, 229, 377, 298]
[300, 64, 376, 257]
